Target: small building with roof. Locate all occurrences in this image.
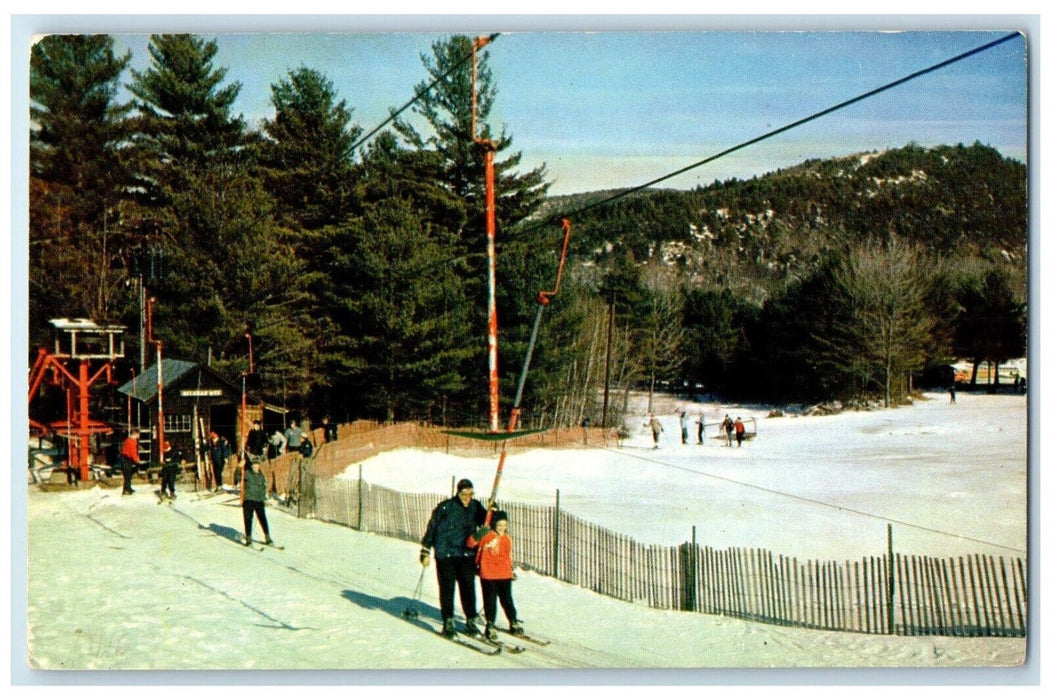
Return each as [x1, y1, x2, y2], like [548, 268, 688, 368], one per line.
[117, 359, 285, 464]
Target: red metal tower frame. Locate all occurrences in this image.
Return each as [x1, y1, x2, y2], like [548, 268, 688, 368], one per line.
[28, 319, 125, 481]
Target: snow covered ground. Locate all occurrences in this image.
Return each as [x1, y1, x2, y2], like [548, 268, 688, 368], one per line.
[351, 391, 1028, 561]
[16, 390, 1034, 685]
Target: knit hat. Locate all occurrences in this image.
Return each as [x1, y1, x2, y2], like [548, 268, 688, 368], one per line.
[456, 478, 474, 493]
[491, 510, 508, 524]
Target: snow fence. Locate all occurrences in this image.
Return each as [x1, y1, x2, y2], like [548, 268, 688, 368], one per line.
[282, 468, 1026, 639]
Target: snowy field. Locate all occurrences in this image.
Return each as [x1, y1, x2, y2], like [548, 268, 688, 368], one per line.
[18, 390, 1032, 683]
[351, 391, 1028, 561]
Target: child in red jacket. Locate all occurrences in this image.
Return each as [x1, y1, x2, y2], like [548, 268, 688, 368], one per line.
[468, 510, 523, 640]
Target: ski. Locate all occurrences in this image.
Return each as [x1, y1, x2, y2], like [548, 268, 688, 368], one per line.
[236, 537, 265, 551]
[474, 633, 526, 654]
[440, 630, 505, 656]
[261, 541, 284, 550]
[507, 631, 550, 646]
[402, 615, 502, 656]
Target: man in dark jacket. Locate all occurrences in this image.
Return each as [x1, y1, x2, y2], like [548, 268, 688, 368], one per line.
[246, 420, 267, 462]
[420, 478, 488, 637]
[207, 432, 232, 491]
[321, 416, 338, 443]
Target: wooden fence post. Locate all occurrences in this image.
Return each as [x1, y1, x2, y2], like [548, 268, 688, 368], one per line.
[691, 526, 698, 612]
[887, 524, 895, 635]
[357, 463, 363, 531]
[553, 489, 561, 580]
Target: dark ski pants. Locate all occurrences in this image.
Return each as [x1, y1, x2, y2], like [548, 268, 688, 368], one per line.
[242, 500, 270, 541]
[480, 578, 517, 626]
[161, 465, 178, 497]
[435, 555, 479, 622]
[119, 457, 136, 493]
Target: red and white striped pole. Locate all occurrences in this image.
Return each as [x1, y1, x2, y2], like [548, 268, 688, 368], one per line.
[473, 35, 500, 433]
[484, 147, 499, 432]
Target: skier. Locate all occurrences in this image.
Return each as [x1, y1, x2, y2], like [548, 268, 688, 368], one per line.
[284, 420, 305, 454]
[299, 433, 314, 458]
[722, 415, 734, 447]
[466, 510, 523, 640]
[647, 414, 664, 449]
[679, 411, 689, 444]
[267, 428, 287, 460]
[245, 420, 267, 462]
[159, 442, 179, 500]
[241, 458, 274, 546]
[118, 430, 140, 495]
[696, 413, 705, 445]
[734, 416, 746, 447]
[419, 478, 488, 637]
[207, 432, 232, 490]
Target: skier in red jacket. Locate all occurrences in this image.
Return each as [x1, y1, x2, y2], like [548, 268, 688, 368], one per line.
[118, 431, 140, 495]
[467, 510, 523, 640]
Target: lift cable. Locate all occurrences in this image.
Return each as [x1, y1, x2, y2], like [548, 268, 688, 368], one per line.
[583, 438, 1025, 555]
[349, 32, 501, 154]
[533, 31, 1023, 228]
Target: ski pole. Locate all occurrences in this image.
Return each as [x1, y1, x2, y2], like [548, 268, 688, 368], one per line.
[403, 566, 427, 618]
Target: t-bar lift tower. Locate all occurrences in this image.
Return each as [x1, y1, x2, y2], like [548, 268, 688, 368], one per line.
[28, 318, 126, 481]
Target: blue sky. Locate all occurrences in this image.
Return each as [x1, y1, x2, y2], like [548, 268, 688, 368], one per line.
[104, 28, 1027, 195]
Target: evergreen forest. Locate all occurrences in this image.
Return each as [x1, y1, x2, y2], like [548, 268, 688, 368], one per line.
[28, 34, 1028, 431]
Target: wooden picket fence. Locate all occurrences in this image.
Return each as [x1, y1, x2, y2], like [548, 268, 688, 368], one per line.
[295, 475, 1026, 638]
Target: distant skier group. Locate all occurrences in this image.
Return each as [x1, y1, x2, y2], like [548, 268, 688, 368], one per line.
[645, 411, 749, 448]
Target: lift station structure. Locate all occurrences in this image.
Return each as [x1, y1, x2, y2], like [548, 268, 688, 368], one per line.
[28, 318, 126, 481]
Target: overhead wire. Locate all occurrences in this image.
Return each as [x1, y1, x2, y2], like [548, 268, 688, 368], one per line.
[338, 33, 1027, 555]
[575, 436, 1026, 555]
[526, 31, 1026, 556]
[348, 32, 501, 154]
[531, 31, 1024, 228]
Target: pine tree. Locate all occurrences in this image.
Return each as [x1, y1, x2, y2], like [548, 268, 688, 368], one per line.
[29, 34, 133, 345]
[125, 35, 310, 404]
[320, 136, 472, 421]
[127, 35, 245, 179]
[954, 266, 1026, 391]
[395, 35, 551, 421]
[259, 66, 362, 232]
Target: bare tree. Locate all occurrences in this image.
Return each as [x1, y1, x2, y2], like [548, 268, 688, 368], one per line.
[638, 262, 687, 412]
[826, 236, 933, 407]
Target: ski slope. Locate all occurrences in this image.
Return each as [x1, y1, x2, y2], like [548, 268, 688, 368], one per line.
[21, 391, 1028, 675]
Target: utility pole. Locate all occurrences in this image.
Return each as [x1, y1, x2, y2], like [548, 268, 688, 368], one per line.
[139, 277, 146, 372]
[147, 296, 165, 465]
[602, 292, 615, 430]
